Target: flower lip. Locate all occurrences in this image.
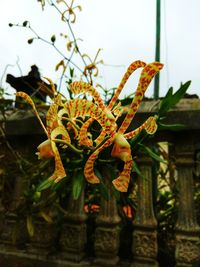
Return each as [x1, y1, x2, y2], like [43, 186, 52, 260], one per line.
[36, 139, 54, 159]
[111, 133, 131, 162]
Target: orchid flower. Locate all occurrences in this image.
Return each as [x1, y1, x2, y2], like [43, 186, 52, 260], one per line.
[69, 60, 147, 146]
[68, 61, 163, 191]
[16, 91, 117, 183]
[16, 60, 163, 193]
[57, 0, 82, 23]
[16, 91, 69, 182]
[82, 49, 103, 78]
[73, 61, 163, 191]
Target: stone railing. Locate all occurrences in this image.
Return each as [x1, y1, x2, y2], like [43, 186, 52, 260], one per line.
[0, 99, 200, 267]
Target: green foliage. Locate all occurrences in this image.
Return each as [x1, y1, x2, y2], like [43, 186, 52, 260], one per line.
[72, 171, 85, 200]
[155, 81, 191, 133]
[139, 143, 167, 164]
[158, 81, 191, 117]
[132, 161, 143, 177]
[158, 122, 186, 131]
[36, 178, 54, 192]
[27, 215, 34, 237]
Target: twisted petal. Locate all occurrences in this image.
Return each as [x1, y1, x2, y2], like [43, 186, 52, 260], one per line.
[84, 137, 114, 184]
[79, 118, 94, 147]
[69, 81, 105, 110]
[144, 116, 158, 134]
[111, 133, 131, 161]
[118, 62, 163, 134]
[112, 157, 133, 192]
[48, 126, 68, 183]
[111, 133, 132, 192]
[69, 82, 108, 146]
[46, 103, 59, 135]
[62, 99, 117, 136]
[16, 92, 48, 137]
[124, 116, 158, 140]
[108, 60, 147, 110]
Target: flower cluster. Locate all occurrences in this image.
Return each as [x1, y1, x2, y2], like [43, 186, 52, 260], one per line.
[16, 60, 163, 192]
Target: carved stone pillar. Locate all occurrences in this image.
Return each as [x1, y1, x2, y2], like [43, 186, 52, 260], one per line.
[0, 178, 4, 235]
[94, 167, 121, 266]
[0, 213, 27, 249]
[60, 188, 87, 263]
[0, 174, 28, 248]
[27, 219, 56, 255]
[174, 143, 200, 267]
[132, 155, 158, 267]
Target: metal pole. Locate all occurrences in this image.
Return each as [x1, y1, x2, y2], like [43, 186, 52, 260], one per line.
[154, 0, 161, 99]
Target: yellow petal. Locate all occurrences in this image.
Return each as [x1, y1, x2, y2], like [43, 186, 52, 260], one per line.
[16, 92, 48, 136]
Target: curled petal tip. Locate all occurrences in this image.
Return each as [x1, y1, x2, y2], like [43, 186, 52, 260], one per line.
[112, 179, 128, 192]
[154, 62, 164, 70]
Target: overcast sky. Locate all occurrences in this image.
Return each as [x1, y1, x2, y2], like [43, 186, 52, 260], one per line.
[1, 0, 200, 99]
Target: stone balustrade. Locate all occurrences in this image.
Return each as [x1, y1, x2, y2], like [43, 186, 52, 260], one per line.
[0, 99, 200, 267]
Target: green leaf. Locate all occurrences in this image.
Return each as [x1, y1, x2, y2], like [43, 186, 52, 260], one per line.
[65, 158, 84, 171]
[196, 152, 200, 161]
[27, 216, 34, 237]
[171, 81, 191, 106]
[69, 67, 74, 78]
[132, 161, 143, 177]
[52, 176, 69, 191]
[158, 81, 191, 116]
[139, 144, 167, 164]
[36, 179, 54, 192]
[39, 211, 53, 223]
[72, 171, 84, 200]
[158, 87, 173, 116]
[33, 191, 41, 202]
[129, 130, 146, 148]
[165, 86, 173, 98]
[94, 167, 109, 200]
[158, 122, 186, 131]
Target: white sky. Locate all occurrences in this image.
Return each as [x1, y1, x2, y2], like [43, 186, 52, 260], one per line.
[0, 0, 200, 99]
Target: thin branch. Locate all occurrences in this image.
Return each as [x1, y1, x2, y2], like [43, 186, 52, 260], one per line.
[48, 1, 89, 70]
[0, 64, 15, 88]
[28, 24, 85, 75]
